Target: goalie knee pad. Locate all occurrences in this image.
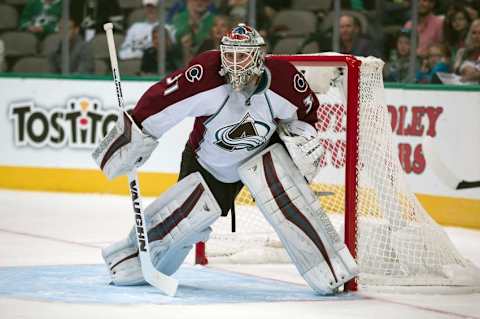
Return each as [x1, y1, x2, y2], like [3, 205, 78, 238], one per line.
[102, 172, 221, 285]
[238, 144, 359, 294]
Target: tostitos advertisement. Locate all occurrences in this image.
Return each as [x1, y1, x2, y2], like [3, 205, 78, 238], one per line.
[0, 74, 479, 228]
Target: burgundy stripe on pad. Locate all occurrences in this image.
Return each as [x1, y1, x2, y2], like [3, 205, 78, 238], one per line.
[262, 152, 338, 283]
[110, 250, 139, 271]
[148, 183, 205, 242]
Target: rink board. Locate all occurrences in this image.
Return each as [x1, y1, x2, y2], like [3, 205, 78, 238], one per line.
[1, 165, 478, 229]
[0, 76, 479, 229]
[0, 264, 360, 305]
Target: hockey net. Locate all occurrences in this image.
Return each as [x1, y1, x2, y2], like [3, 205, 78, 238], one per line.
[195, 54, 480, 291]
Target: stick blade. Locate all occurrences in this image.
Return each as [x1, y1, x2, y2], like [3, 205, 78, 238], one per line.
[146, 272, 179, 297]
[140, 254, 178, 296]
[457, 180, 480, 190]
[423, 136, 461, 190]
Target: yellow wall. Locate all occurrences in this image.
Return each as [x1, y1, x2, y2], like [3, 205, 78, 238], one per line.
[0, 166, 177, 197]
[1, 165, 478, 229]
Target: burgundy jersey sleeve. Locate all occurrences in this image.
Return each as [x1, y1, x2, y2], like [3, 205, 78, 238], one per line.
[266, 58, 320, 127]
[132, 50, 225, 134]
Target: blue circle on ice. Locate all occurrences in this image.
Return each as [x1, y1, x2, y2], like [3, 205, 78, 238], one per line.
[0, 264, 360, 304]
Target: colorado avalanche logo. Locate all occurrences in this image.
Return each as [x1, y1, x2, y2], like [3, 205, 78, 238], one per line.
[294, 73, 308, 93]
[185, 64, 203, 83]
[228, 25, 254, 41]
[215, 113, 270, 151]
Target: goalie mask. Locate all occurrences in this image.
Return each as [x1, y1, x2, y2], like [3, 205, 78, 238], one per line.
[220, 23, 266, 91]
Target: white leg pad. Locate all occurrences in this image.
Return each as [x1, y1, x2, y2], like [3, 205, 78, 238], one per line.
[102, 172, 221, 285]
[102, 237, 145, 286]
[238, 144, 359, 294]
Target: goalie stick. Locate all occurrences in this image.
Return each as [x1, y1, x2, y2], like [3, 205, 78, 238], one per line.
[103, 22, 178, 296]
[423, 136, 480, 190]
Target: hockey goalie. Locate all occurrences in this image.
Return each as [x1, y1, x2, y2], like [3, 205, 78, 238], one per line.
[93, 23, 359, 294]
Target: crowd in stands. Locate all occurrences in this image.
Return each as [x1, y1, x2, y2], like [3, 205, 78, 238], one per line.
[47, 15, 94, 74]
[0, 0, 479, 84]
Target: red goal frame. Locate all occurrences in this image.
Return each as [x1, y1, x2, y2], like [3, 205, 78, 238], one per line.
[195, 54, 363, 292]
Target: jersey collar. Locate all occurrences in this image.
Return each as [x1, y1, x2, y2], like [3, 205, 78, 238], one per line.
[252, 67, 271, 96]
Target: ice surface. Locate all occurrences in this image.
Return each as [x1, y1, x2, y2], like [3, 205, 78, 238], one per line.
[0, 264, 361, 304]
[0, 190, 479, 319]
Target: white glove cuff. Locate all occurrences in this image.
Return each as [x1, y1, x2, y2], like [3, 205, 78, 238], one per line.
[92, 112, 158, 179]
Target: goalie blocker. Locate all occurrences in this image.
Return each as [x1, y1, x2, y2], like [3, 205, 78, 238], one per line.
[238, 144, 359, 294]
[92, 111, 158, 180]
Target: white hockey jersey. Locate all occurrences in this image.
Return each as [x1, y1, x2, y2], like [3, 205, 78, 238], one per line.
[119, 21, 156, 60]
[133, 50, 320, 182]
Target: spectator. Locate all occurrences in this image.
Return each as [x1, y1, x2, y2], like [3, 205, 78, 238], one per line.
[0, 39, 4, 72]
[337, 0, 376, 11]
[384, 0, 411, 26]
[71, 0, 123, 38]
[339, 14, 380, 57]
[166, 0, 217, 24]
[453, 18, 480, 83]
[384, 29, 418, 83]
[443, 4, 472, 60]
[416, 43, 450, 83]
[48, 17, 94, 74]
[119, 0, 159, 60]
[463, 0, 480, 20]
[197, 15, 233, 53]
[19, 0, 63, 39]
[253, 0, 292, 51]
[403, 0, 444, 58]
[218, 0, 247, 24]
[140, 25, 176, 76]
[170, 0, 216, 67]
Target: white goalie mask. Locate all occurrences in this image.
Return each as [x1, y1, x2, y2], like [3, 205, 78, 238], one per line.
[220, 23, 266, 91]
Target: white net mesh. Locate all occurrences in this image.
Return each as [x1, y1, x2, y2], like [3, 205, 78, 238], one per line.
[354, 57, 479, 287]
[202, 54, 480, 290]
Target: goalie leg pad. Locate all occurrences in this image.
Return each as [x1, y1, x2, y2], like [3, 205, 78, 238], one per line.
[102, 172, 221, 285]
[238, 144, 359, 294]
[102, 236, 145, 286]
